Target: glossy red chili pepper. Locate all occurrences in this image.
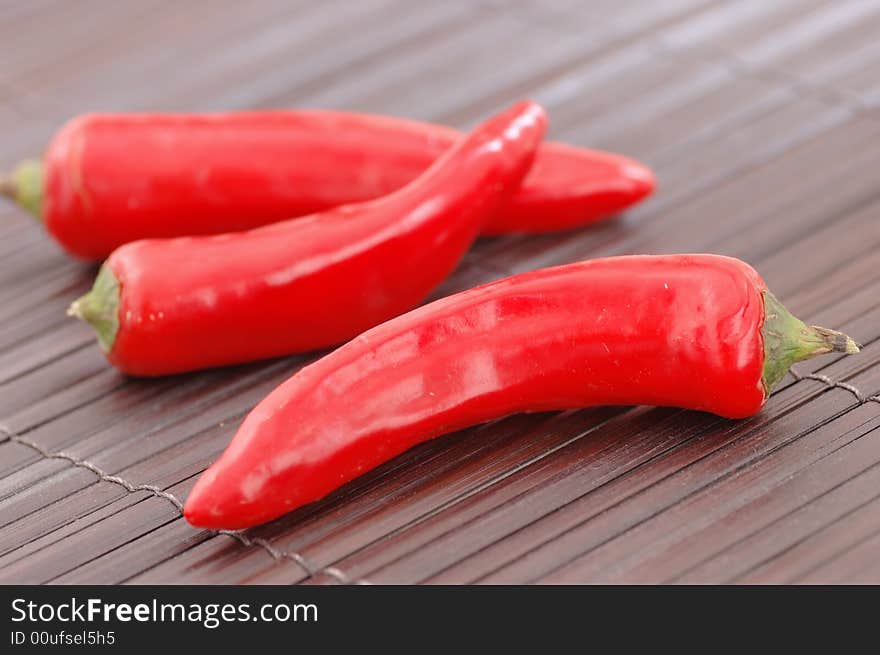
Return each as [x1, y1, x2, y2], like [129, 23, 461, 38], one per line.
[183, 254, 859, 530]
[68, 101, 547, 375]
[0, 109, 653, 260]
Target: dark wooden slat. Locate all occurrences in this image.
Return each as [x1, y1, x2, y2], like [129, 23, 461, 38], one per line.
[735, 496, 880, 583]
[0, 347, 107, 421]
[1, 0, 171, 86]
[204, 1, 479, 113]
[756, 9, 880, 86]
[0, 479, 192, 584]
[754, 200, 880, 301]
[579, 408, 880, 583]
[727, 0, 879, 69]
[791, 529, 880, 584]
[0, 260, 90, 325]
[835, 56, 880, 104]
[657, 0, 822, 51]
[12, 0, 464, 126]
[298, 0, 722, 126]
[55, 520, 227, 585]
[0, 324, 94, 387]
[676, 462, 880, 583]
[6, 0, 301, 110]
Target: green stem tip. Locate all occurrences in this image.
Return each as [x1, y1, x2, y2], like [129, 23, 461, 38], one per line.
[762, 290, 860, 394]
[68, 265, 120, 353]
[1, 159, 43, 219]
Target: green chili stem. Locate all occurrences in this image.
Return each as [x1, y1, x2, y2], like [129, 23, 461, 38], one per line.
[1, 160, 44, 218]
[68, 265, 121, 353]
[761, 290, 859, 394]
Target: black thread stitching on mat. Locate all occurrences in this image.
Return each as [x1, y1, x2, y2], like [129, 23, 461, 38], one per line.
[788, 369, 879, 405]
[0, 426, 370, 585]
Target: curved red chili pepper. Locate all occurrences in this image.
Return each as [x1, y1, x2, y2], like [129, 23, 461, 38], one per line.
[0, 110, 652, 259]
[68, 101, 547, 375]
[183, 254, 859, 530]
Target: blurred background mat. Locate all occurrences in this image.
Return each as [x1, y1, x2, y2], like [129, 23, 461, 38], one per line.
[1, 0, 879, 584]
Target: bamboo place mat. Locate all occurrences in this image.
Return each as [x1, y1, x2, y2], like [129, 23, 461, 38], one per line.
[1, 0, 879, 584]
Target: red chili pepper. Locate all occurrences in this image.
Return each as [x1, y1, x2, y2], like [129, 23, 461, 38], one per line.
[67, 101, 547, 376]
[0, 110, 653, 260]
[183, 254, 859, 530]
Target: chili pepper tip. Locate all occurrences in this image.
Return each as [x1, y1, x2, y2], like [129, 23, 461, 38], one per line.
[810, 326, 860, 354]
[624, 161, 656, 195]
